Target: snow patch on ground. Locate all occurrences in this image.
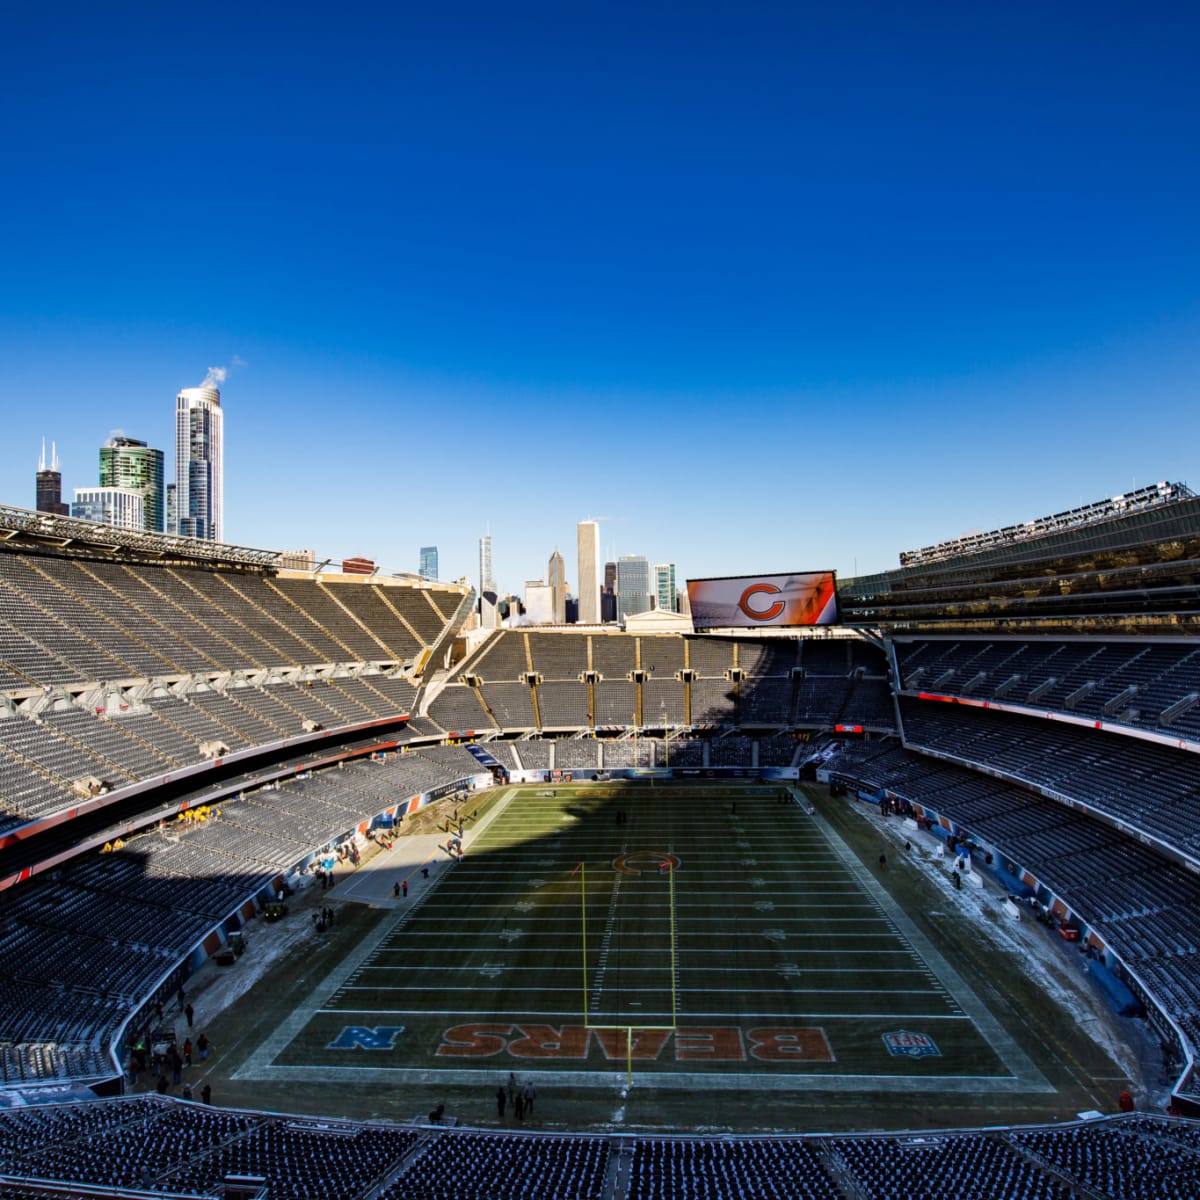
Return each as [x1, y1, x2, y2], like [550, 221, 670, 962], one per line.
[858, 802, 1146, 1083]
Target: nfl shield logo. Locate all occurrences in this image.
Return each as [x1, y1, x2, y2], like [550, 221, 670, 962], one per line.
[883, 1030, 940, 1058]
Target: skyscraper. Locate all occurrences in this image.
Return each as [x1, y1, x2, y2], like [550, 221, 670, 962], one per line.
[174, 379, 223, 540]
[479, 534, 495, 595]
[35, 440, 69, 516]
[419, 546, 439, 580]
[576, 520, 601, 624]
[524, 579, 553, 624]
[653, 563, 678, 612]
[602, 560, 618, 623]
[71, 486, 146, 530]
[547, 549, 566, 624]
[617, 555, 652, 621]
[100, 436, 165, 532]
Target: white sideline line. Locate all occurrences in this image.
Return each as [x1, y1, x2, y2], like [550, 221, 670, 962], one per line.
[315, 1008, 980, 1019]
[235, 1064, 1032, 1093]
[370, 946, 921, 957]
[332, 986, 951, 997]
[354, 965, 932, 975]
[374, 930, 906, 939]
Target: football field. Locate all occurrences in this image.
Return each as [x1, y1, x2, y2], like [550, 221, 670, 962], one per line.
[237, 783, 1050, 1096]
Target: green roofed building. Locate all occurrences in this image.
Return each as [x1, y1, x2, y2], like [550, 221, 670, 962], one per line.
[99, 436, 165, 532]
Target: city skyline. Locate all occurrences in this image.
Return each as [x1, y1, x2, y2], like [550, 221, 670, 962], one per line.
[2, 5, 1197, 587]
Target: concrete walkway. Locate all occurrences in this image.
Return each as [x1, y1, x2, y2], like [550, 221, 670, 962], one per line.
[332, 786, 517, 910]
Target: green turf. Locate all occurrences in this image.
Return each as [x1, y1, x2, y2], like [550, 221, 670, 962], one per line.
[254, 783, 1044, 1090]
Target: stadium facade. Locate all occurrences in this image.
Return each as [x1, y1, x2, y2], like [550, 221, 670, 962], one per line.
[1, 485, 1199, 1196]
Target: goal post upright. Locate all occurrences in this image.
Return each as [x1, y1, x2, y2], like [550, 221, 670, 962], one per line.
[669, 856, 678, 1028]
[579, 862, 588, 1026]
[578, 853, 680, 1092]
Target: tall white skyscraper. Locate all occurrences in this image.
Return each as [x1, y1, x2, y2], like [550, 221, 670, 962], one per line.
[547, 548, 566, 624]
[576, 520, 601, 624]
[479, 534, 495, 596]
[174, 379, 224, 540]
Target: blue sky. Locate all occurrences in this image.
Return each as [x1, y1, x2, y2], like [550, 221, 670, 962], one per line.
[2, 2, 1197, 593]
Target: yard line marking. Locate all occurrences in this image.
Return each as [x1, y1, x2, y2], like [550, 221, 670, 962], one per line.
[803, 789, 1051, 1093]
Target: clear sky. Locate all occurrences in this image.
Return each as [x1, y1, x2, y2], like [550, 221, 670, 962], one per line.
[2, 2, 1197, 593]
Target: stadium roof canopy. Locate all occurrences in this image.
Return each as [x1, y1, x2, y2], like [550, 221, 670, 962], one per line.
[0, 503, 283, 569]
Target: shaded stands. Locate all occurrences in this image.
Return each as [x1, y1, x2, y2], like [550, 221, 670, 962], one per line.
[836, 678, 894, 727]
[690, 678, 735, 724]
[537, 680, 591, 728]
[686, 636, 737, 677]
[378, 1130, 609, 1200]
[740, 677, 792, 725]
[821, 739, 1200, 1069]
[830, 1132, 1070, 1200]
[794, 677, 852, 724]
[1011, 1120, 1200, 1200]
[0, 1096, 417, 1200]
[3, 1101, 1197, 1200]
[759, 733, 801, 767]
[525, 631, 590, 678]
[425, 685, 496, 733]
[478, 682, 537, 729]
[0, 674, 417, 835]
[895, 637, 1200, 742]
[0, 753, 483, 1086]
[439, 631, 888, 734]
[897, 697, 1200, 858]
[661, 738, 705, 767]
[736, 638, 801, 676]
[166, 1119, 416, 1200]
[627, 1136, 841, 1200]
[709, 736, 755, 767]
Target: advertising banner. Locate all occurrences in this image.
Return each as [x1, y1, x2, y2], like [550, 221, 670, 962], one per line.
[687, 572, 838, 629]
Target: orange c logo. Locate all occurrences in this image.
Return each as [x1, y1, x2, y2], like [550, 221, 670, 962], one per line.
[738, 583, 785, 622]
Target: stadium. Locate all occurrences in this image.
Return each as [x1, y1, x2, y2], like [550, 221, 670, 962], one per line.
[1, 482, 1199, 1199]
